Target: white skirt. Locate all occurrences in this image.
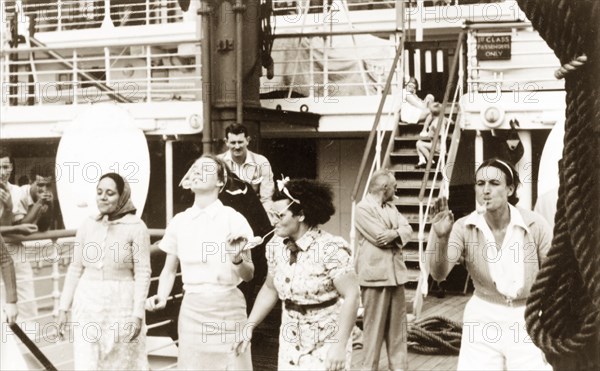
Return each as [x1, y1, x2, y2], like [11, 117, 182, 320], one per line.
[177, 288, 252, 370]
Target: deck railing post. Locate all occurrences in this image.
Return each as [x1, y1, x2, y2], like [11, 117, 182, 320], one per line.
[146, 0, 150, 25]
[104, 47, 111, 88]
[146, 45, 152, 102]
[72, 49, 78, 104]
[57, 0, 62, 31]
[51, 238, 61, 316]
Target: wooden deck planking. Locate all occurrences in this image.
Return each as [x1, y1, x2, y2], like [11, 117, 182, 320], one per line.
[349, 293, 470, 370]
[31, 293, 471, 370]
[404, 294, 469, 371]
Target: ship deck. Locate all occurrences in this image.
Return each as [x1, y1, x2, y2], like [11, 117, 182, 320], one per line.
[252, 293, 470, 371]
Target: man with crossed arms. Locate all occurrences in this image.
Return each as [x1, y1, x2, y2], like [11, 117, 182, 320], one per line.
[355, 169, 413, 371]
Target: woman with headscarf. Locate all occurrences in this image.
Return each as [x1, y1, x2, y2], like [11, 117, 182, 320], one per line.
[57, 172, 151, 370]
[233, 178, 360, 371]
[1, 233, 28, 370]
[146, 154, 255, 370]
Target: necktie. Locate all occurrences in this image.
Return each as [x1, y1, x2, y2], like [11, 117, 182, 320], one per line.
[285, 238, 299, 265]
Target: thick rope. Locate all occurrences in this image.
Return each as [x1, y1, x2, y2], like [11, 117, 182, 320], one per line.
[407, 316, 462, 355]
[516, 0, 600, 368]
[554, 55, 588, 79]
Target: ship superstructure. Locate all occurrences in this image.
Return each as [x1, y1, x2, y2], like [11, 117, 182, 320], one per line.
[0, 1, 564, 369]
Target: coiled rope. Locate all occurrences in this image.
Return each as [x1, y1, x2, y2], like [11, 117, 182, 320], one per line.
[516, 0, 600, 368]
[408, 316, 462, 355]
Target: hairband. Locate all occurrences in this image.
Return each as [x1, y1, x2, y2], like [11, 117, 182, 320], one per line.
[493, 159, 514, 181]
[276, 175, 301, 204]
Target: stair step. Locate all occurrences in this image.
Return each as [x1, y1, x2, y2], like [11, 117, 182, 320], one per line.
[395, 179, 439, 188]
[391, 197, 423, 206]
[394, 134, 452, 142]
[406, 268, 421, 282]
[390, 149, 422, 156]
[403, 249, 420, 262]
[402, 214, 427, 224]
[390, 166, 442, 176]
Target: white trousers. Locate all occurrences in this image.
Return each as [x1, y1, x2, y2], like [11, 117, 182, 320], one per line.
[0, 245, 38, 321]
[457, 295, 552, 371]
[1, 302, 29, 370]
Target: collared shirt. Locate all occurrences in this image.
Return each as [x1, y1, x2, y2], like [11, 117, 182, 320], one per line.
[464, 205, 531, 300]
[159, 199, 254, 293]
[218, 150, 274, 210]
[267, 229, 354, 368]
[431, 206, 551, 306]
[266, 228, 353, 305]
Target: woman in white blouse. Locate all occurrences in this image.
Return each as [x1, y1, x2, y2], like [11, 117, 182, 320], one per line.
[427, 158, 552, 370]
[58, 173, 151, 370]
[146, 154, 254, 370]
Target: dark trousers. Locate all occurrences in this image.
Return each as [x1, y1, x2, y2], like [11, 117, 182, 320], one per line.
[361, 285, 408, 371]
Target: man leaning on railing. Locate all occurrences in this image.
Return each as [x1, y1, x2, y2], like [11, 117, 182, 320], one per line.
[0, 147, 40, 322]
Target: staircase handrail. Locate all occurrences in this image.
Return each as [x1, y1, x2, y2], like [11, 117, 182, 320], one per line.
[422, 74, 463, 226]
[417, 31, 465, 203]
[412, 32, 465, 319]
[350, 38, 404, 203]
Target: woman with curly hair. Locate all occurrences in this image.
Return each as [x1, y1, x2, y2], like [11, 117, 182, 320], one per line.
[233, 178, 360, 371]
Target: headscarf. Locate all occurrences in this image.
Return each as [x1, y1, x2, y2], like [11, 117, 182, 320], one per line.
[97, 173, 137, 221]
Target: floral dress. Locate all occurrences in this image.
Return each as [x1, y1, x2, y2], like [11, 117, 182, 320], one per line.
[266, 228, 354, 370]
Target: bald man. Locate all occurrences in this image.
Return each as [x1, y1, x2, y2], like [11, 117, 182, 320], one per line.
[355, 170, 412, 371]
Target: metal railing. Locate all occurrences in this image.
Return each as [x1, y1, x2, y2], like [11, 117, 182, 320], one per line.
[271, 0, 507, 15]
[263, 35, 402, 99]
[466, 27, 564, 94]
[1, 40, 200, 106]
[0, 228, 185, 369]
[2, 0, 185, 33]
[265, 0, 405, 99]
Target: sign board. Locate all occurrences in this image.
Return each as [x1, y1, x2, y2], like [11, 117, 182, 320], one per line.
[477, 35, 512, 61]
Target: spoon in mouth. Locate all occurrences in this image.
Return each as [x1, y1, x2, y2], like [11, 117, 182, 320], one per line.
[244, 228, 276, 250]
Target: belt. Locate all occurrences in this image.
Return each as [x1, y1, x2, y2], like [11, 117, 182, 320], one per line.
[475, 293, 527, 308]
[284, 297, 338, 315]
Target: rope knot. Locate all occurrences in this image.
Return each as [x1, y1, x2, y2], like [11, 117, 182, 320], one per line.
[554, 55, 588, 79]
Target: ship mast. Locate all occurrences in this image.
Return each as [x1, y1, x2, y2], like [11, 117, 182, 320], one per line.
[199, 0, 263, 155]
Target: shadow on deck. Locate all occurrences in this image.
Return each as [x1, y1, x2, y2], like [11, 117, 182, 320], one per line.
[251, 293, 470, 371]
[18, 293, 469, 370]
